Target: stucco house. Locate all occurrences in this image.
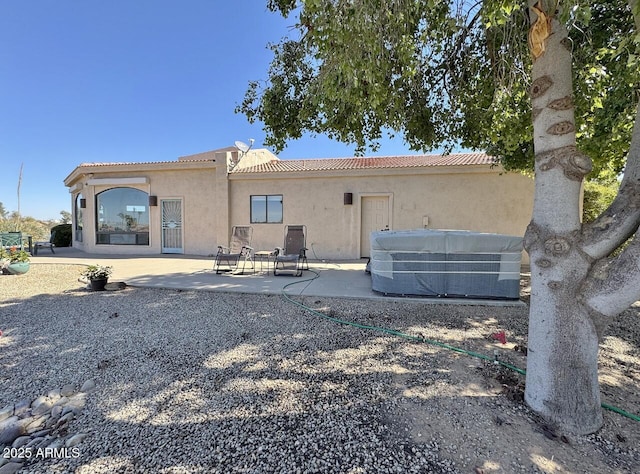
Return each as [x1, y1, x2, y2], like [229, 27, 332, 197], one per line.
[63, 147, 534, 260]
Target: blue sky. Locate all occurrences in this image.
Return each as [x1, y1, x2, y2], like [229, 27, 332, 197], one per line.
[1, 1, 425, 221]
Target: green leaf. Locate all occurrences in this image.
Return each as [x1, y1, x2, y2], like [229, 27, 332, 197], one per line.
[241, 0, 638, 177]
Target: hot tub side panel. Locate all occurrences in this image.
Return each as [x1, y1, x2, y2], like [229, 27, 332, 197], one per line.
[369, 230, 523, 299]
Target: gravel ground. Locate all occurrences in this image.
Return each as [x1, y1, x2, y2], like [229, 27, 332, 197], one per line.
[1, 264, 639, 473]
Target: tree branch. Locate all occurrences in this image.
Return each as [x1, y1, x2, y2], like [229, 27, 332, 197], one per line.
[580, 103, 640, 260]
[582, 234, 640, 318]
[578, 0, 640, 315]
[629, 0, 640, 31]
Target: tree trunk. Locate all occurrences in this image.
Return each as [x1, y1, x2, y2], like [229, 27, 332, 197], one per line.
[525, 253, 603, 433]
[523, 2, 603, 434]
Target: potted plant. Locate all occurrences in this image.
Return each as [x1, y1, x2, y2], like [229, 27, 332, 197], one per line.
[80, 264, 113, 291]
[0, 246, 31, 275]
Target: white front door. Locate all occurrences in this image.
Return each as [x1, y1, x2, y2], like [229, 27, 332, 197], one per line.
[361, 195, 390, 258]
[161, 199, 183, 254]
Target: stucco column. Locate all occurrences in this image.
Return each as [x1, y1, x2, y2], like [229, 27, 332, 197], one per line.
[81, 181, 96, 251]
[214, 151, 232, 247]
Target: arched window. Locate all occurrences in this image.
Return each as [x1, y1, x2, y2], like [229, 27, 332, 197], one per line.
[74, 194, 84, 242]
[95, 188, 150, 245]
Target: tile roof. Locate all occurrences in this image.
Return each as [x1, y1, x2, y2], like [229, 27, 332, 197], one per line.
[76, 158, 215, 168]
[231, 153, 495, 173]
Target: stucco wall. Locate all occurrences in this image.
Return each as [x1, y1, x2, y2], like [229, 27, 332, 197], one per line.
[71, 168, 218, 255]
[150, 169, 218, 255]
[68, 160, 533, 262]
[228, 168, 534, 260]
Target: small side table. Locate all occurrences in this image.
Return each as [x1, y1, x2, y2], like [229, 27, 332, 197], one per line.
[254, 250, 275, 274]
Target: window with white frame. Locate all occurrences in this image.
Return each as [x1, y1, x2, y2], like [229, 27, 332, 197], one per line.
[95, 187, 150, 245]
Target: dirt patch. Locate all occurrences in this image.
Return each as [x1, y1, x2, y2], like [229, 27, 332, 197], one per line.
[373, 271, 640, 473]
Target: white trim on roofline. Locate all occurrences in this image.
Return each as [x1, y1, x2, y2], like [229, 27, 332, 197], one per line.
[86, 177, 149, 186]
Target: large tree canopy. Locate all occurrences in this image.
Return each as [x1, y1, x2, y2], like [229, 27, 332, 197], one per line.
[242, 1, 640, 434]
[240, 0, 639, 180]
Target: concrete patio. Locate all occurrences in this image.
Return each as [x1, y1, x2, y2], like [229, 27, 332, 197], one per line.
[29, 247, 525, 306]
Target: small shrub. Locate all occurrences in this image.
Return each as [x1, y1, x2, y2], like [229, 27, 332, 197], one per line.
[80, 264, 113, 280]
[583, 181, 619, 223]
[0, 247, 31, 263]
[51, 223, 72, 247]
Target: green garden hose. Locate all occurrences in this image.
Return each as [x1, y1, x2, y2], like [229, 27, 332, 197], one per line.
[281, 269, 640, 423]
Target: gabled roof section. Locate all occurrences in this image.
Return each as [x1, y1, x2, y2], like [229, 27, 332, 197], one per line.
[231, 153, 496, 173]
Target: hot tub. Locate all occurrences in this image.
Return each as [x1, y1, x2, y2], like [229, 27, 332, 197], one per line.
[369, 229, 523, 299]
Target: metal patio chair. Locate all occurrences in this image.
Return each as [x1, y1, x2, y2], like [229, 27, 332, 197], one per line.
[34, 231, 56, 255]
[1, 232, 24, 250]
[273, 225, 308, 277]
[214, 226, 253, 274]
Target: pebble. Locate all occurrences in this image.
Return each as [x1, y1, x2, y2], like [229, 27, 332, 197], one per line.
[64, 393, 86, 415]
[9, 436, 30, 449]
[12, 401, 29, 418]
[0, 408, 12, 424]
[31, 402, 52, 418]
[0, 380, 94, 471]
[50, 405, 63, 419]
[66, 433, 87, 448]
[25, 415, 48, 433]
[47, 389, 61, 401]
[80, 379, 96, 393]
[60, 384, 76, 397]
[0, 418, 26, 446]
[0, 463, 23, 474]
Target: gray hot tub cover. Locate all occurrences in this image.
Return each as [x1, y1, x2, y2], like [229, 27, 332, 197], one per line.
[369, 229, 523, 299]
